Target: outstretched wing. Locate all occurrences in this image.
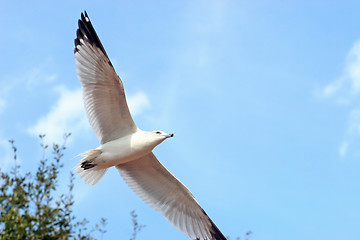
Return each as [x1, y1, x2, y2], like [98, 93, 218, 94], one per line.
[116, 153, 226, 240]
[74, 11, 137, 144]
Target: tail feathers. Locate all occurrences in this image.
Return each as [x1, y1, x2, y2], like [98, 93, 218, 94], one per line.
[76, 167, 108, 185]
[74, 149, 107, 185]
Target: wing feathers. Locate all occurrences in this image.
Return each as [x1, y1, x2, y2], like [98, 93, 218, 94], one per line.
[74, 11, 137, 143]
[116, 153, 226, 240]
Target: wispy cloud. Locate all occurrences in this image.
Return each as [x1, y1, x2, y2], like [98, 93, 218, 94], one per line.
[320, 40, 360, 157]
[0, 57, 58, 118]
[127, 91, 150, 116]
[28, 87, 150, 144]
[2, 57, 58, 90]
[339, 141, 348, 158]
[28, 87, 86, 144]
[346, 42, 360, 94]
[319, 40, 360, 104]
[25, 57, 58, 89]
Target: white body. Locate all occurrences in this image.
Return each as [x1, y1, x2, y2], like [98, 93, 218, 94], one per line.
[96, 130, 166, 167]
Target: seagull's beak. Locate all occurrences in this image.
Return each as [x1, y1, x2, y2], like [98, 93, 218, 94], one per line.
[167, 133, 175, 138]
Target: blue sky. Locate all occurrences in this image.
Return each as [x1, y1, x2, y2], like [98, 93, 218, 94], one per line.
[1, 1, 360, 239]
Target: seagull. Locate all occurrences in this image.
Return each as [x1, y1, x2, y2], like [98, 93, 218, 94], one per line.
[73, 11, 226, 240]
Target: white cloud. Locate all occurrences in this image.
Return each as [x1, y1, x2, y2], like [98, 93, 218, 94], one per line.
[127, 91, 150, 116]
[28, 87, 87, 144]
[320, 40, 360, 157]
[346, 41, 360, 94]
[338, 109, 360, 158]
[321, 78, 343, 98]
[28, 87, 150, 144]
[320, 40, 360, 102]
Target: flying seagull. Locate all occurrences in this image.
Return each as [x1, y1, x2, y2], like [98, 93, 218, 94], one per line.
[74, 11, 226, 240]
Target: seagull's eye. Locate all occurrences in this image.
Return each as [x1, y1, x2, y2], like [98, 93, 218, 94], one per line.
[156, 131, 161, 135]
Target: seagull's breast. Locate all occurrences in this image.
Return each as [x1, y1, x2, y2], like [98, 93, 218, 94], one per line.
[97, 131, 159, 167]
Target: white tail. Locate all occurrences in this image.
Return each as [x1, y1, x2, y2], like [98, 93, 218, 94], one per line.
[74, 149, 107, 185]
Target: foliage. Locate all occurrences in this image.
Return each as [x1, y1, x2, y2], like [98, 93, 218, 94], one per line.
[129, 210, 145, 240]
[227, 231, 252, 240]
[0, 134, 102, 240]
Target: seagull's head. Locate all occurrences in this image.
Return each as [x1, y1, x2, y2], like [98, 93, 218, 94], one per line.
[142, 130, 174, 148]
[152, 130, 175, 140]
[135, 130, 174, 151]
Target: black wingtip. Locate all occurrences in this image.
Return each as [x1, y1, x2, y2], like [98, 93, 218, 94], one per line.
[209, 220, 227, 240]
[74, 38, 80, 53]
[74, 11, 110, 59]
[201, 209, 227, 240]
